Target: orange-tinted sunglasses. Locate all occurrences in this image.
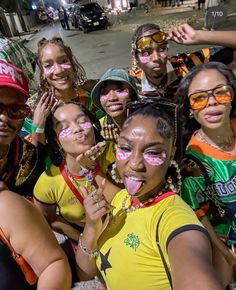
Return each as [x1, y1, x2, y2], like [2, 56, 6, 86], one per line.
[136, 31, 167, 50]
[188, 85, 233, 110]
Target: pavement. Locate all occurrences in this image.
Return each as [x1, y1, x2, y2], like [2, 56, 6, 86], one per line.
[10, 1, 236, 45]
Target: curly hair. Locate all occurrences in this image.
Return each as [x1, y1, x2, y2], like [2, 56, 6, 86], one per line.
[36, 37, 87, 93]
[45, 101, 103, 166]
[175, 62, 236, 148]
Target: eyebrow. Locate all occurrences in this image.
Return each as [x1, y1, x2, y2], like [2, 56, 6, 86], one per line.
[119, 136, 164, 147]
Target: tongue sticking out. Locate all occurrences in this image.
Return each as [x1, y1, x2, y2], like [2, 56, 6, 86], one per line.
[124, 178, 143, 196]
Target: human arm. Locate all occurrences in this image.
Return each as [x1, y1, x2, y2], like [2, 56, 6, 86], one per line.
[76, 181, 112, 280]
[0, 190, 71, 290]
[33, 200, 81, 241]
[168, 230, 223, 290]
[167, 23, 236, 59]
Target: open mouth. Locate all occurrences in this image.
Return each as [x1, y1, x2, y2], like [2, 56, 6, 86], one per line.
[53, 76, 69, 84]
[107, 104, 123, 112]
[124, 176, 144, 196]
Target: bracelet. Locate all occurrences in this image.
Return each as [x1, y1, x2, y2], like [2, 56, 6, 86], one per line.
[78, 233, 99, 260]
[31, 124, 45, 134]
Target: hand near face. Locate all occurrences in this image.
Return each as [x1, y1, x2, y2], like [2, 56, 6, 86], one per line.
[32, 92, 55, 129]
[167, 23, 198, 45]
[76, 141, 107, 169]
[80, 179, 113, 238]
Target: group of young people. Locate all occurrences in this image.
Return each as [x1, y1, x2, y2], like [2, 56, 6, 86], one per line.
[1, 21, 236, 290]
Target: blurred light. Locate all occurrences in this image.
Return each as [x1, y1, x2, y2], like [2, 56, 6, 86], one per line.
[32, 4, 37, 10]
[61, 0, 66, 5]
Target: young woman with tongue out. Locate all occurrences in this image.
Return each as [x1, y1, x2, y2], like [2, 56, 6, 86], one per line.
[76, 101, 222, 290]
[176, 62, 236, 287]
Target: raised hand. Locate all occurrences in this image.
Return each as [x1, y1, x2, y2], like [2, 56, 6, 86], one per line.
[76, 141, 107, 170]
[167, 23, 198, 45]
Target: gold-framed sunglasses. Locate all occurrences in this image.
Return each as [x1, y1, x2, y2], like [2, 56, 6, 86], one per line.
[136, 31, 167, 50]
[188, 85, 233, 110]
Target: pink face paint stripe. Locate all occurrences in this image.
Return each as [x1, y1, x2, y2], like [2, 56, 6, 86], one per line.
[60, 63, 72, 69]
[139, 55, 151, 63]
[116, 147, 131, 160]
[143, 151, 167, 166]
[100, 95, 108, 102]
[79, 122, 92, 129]
[43, 66, 55, 74]
[59, 128, 73, 138]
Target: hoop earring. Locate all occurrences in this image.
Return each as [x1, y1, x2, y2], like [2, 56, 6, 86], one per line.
[110, 162, 123, 184]
[167, 160, 182, 193]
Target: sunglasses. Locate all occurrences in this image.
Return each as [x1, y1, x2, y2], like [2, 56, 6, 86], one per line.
[126, 97, 178, 144]
[188, 85, 233, 110]
[136, 31, 167, 50]
[0, 103, 31, 120]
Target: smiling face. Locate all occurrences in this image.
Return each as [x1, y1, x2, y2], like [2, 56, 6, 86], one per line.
[116, 115, 174, 200]
[136, 29, 168, 81]
[40, 43, 75, 92]
[188, 69, 233, 130]
[0, 87, 25, 145]
[100, 80, 133, 120]
[53, 104, 96, 158]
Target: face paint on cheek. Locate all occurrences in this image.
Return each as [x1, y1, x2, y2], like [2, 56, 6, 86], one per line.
[60, 63, 72, 69]
[43, 66, 55, 75]
[79, 122, 92, 130]
[59, 128, 73, 138]
[143, 151, 167, 166]
[100, 95, 108, 103]
[116, 147, 131, 160]
[116, 89, 129, 98]
[138, 55, 151, 63]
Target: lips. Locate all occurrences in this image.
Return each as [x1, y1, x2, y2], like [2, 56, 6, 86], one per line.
[75, 133, 86, 143]
[53, 76, 69, 85]
[107, 104, 123, 112]
[204, 110, 224, 123]
[124, 176, 144, 196]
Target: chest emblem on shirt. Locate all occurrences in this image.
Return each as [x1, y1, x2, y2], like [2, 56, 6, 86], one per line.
[124, 232, 140, 251]
[68, 196, 77, 205]
[100, 248, 112, 275]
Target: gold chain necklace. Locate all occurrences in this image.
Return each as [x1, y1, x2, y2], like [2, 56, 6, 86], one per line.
[197, 130, 235, 153]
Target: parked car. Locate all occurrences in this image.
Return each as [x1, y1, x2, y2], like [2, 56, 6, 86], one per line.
[70, 2, 108, 33]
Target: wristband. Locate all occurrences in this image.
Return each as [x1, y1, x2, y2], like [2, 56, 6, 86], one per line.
[31, 124, 45, 134]
[78, 233, 99, 260]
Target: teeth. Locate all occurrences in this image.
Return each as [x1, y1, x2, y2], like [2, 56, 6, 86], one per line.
[128, 176, 141, 181]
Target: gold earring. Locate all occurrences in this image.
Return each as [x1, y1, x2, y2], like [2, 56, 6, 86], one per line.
[189, 112, 194, 119]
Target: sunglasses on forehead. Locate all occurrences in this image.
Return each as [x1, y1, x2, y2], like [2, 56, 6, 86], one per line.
[136, 31, 167, 51]
[188, 85, 233, 110]
[126, 97, 178, 144]
[0, 103, 31, 120]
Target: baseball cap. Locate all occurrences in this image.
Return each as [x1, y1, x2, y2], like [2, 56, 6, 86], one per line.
[91, 68, 137, 110]
[0, 60, 30, 99]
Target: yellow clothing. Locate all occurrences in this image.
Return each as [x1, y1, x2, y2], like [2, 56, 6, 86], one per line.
[34, 164, 86, 226]
[97, 189, 207, 290]
[33, 143, 114, 226]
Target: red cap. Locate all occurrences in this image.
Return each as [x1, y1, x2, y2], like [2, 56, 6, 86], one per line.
[0, 60, 30, 99]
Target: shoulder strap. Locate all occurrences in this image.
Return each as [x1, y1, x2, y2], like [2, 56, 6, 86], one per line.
[156, 211, 173, 289]
[0, 227, 17, 255]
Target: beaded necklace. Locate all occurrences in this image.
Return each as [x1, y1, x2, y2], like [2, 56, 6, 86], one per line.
[197, 129, 235, 154]
[122, 184, 170, 213]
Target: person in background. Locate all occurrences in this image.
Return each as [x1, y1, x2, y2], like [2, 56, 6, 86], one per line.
[0, 183, 71, 290]
[129, 22, 236, 102]
[58, 8, 65, 29]
[76, 99, 223, 290]
[176, 62, 236, 287]
[203, 0, 220, 31]
[62, 7, 70, 30]
[0, 59, 44, 196]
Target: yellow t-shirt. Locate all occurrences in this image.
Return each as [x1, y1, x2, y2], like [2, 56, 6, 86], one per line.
[34, 164, 86, 226]
[97, 189, 207, 290]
